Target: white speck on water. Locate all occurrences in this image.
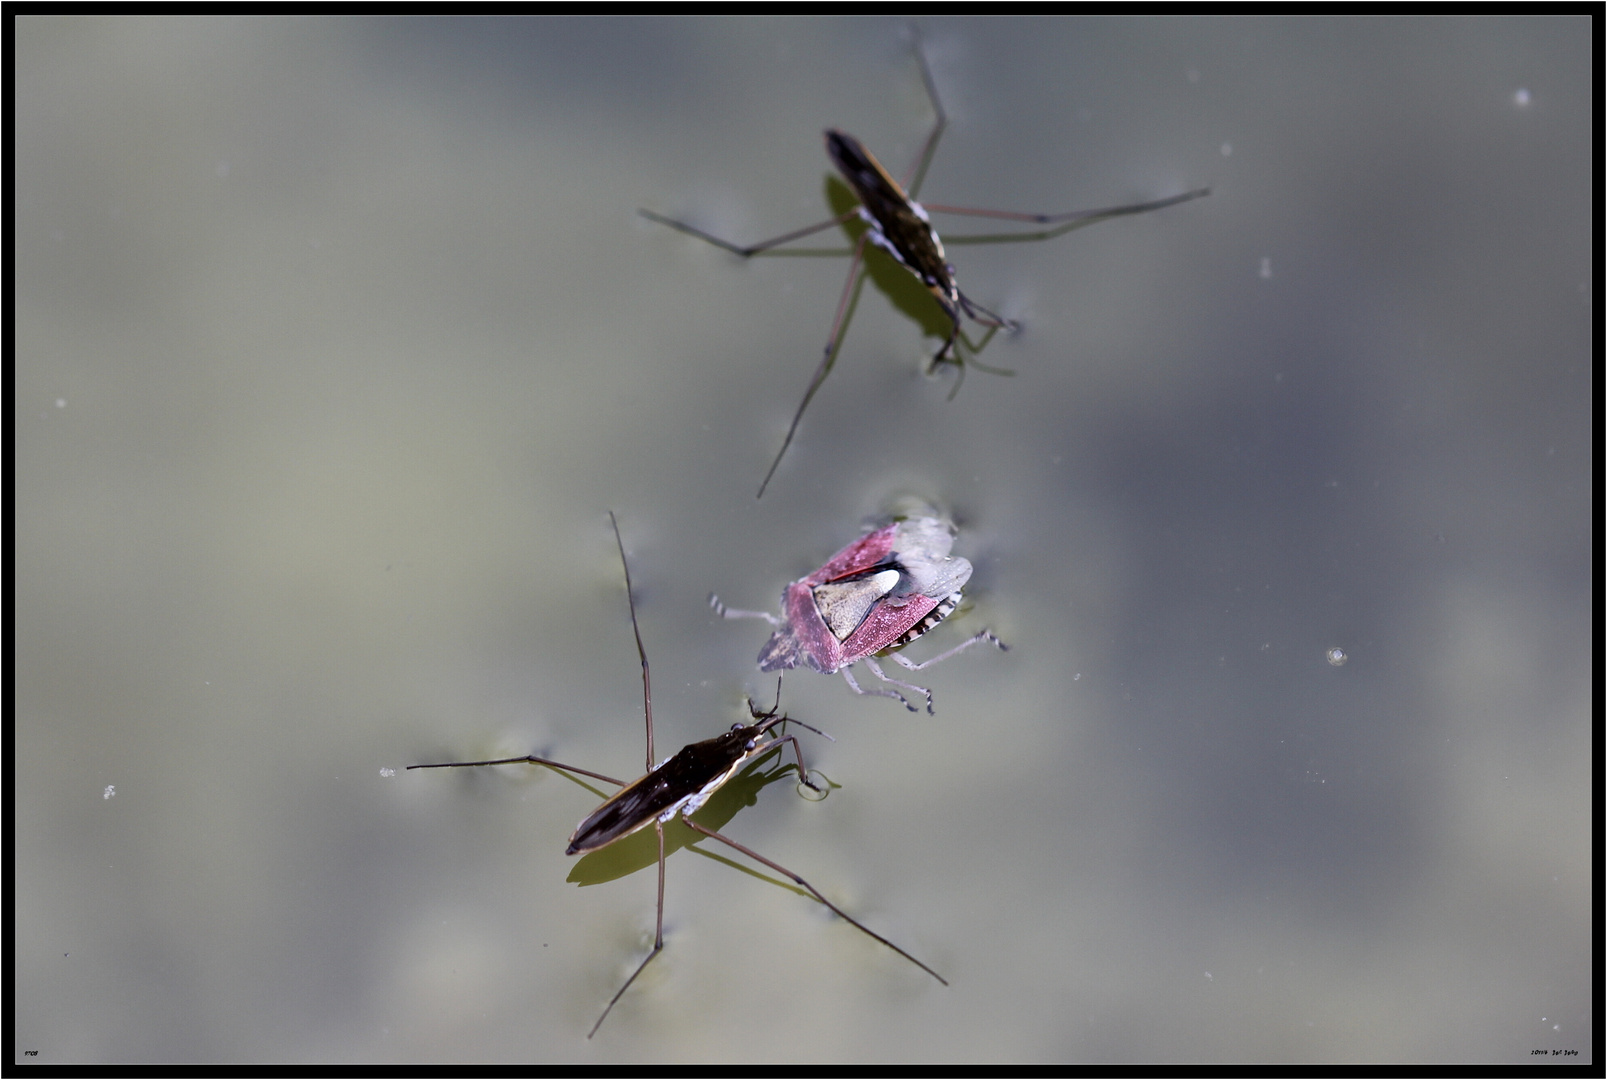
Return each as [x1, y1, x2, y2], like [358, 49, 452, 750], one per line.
[1326, 647, 1348, 667]
[1259, 256, 1272, 279]
[380, 768, 396, 777]
[55, 398, 67, 409]
[1220, 142, 1232, 157]
[1513, 87, 1531, 107]
[103, 785, 116, 799]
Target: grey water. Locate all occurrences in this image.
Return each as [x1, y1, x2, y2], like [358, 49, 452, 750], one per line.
[14, 16, 1592, 1064]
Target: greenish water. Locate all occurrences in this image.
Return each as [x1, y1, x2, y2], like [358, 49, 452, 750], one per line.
[15, 16, 1592, 1064]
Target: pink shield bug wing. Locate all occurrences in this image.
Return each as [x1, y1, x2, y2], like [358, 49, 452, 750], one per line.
[723, 516, 1004, 713]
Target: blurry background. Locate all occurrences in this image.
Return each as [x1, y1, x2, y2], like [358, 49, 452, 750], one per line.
[14, 16, 1591, 1064]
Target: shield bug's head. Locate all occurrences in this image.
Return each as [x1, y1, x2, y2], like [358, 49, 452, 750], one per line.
[757, 622, 808, 672]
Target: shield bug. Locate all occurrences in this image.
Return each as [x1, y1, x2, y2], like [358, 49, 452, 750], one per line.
[710, 515, 1006, 714]
[641, 30, 1210, 496]
[409, 513, 945, 1038]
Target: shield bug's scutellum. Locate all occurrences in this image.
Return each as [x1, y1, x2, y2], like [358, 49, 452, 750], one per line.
[641, 30, 1210, 496]
[409, 513, 946, 1038]
[710, 515, 1006, 714]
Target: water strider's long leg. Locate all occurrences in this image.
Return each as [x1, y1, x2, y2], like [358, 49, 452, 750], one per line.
[681, 817, 947, 986]
[587, 820, 668, 1039]
[926, 187, 1211, 238]
[406, 755, 625, 789]
[608, 511, 655, 770]
[756, 232, 872, 499]
[637, 208, 859, 258]
[902, 26, 947, 199]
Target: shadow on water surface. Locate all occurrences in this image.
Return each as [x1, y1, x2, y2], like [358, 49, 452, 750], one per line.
[567, 749, 826, 891]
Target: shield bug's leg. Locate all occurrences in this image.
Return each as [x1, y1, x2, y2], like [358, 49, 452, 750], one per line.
[888, 627, 1009, 673]
[680, 817, 946, 986]
[588, 819, 669, 1039]
[609, 511, 655, 770]
[637, 207, 861, 258]
[757, 232, 872, 499]
[839, 661, 919, 713]
[709, 593, 783, 627]
[860, 655, 935, 715]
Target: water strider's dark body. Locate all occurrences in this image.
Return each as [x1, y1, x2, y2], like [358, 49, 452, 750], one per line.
[824, 129, 964, 341]
[567, 722, 778, 855]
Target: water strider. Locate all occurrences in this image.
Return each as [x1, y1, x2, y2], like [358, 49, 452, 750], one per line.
[641, 29, 1210, 496]
[410, 513, 945, 1038]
